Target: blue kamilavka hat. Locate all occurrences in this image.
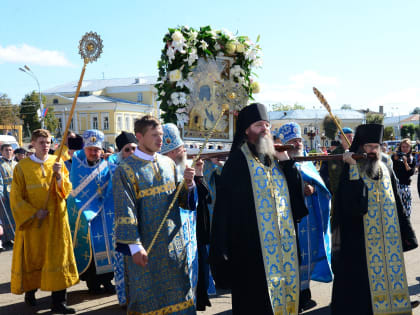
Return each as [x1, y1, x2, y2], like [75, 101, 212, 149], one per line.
[161, 123, 184, 154]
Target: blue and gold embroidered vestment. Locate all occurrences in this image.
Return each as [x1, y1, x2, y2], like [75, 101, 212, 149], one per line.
[67, 149, 115, 276]
[113, 154, 195, 315]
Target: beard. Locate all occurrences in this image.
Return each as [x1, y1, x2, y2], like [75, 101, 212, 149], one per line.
[287, 147, 304, 158]
[357, 147, 381, 179]
[255, 134, 276, 159]
[175, 151, 187, 174]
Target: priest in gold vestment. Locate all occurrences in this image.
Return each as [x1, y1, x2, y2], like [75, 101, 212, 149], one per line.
[10, 129, 78, 314]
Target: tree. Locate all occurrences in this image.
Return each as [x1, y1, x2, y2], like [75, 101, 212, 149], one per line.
[415, 125, 420, 140]
[322, 115, 341, 140]
[341, 104, 352, 110]
[0, 94, 21, 126]
[366, 113, 384, 124]
[271, 103, 305, 111]
[411, 107, 420, 114]
[44, 107, 58, 135]
[20, 91, 42, 135]
[383, 126, 394, 140]
[401, 124, 416, 139]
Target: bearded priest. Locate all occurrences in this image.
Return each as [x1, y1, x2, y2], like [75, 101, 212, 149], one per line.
[331, 123, 418, 315]
[210, 103, 308, 315]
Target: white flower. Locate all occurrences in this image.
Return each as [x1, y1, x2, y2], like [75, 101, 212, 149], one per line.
[221, 28, 234, 40]
[214, 43, 221, 51]
[245, 49, 258, 61]
[172, 31, 184, 43]
[230, 65, 245, 78]
[190, 30, 198, 42]
[252, 58, 263, 68]
[169, 69, 182, 82]
[171, 92, 180, 105]
[166, 46, 176, 62]
[183, 25, 190, 31]
[200, 40, 208, 50]
[209, 30, 217, 39]
[186, 48, 198, 66]
[160, 90, 166, 97]
[176, 77, 193, 90]
[179, 92, 187, 104]
[176, 112, 189, 127]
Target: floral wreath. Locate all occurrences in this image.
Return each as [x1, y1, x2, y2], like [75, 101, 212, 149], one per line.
[156, 25, 262, 124]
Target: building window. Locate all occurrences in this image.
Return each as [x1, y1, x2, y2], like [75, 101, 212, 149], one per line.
[53, 99, 59, 104]
[79, 91, 90, 97]
[125, 116, 130, 131]
[92, 115, 98, 129]
[117, 116, 123, 130]
[57, 117, 63, 131]
[103, 116, 109, 130]
[304, 127, 307, 135]
[137, 93, 143, 102]
[70, 118, 74, 130]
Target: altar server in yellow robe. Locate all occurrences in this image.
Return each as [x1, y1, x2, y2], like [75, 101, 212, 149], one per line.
[10, 129, 78, 314]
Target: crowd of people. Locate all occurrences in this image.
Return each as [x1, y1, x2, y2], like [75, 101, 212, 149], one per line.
[0, 102, 418, 315]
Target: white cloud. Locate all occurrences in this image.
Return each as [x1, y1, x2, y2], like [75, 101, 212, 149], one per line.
[0, 44, 73, 67]
[368, 87, 420, 110]
[254, 70, 339, 107]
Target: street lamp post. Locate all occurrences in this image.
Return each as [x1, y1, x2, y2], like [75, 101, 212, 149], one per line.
[19, 65, 44, 129]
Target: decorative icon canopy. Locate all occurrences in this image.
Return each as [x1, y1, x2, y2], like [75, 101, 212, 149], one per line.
[78, 31, 103, 63]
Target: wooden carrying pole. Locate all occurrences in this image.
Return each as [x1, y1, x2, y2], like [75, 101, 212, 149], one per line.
[147, 104, 230, 254]
[313, 87, 351, 148]
[36, 61, 88, 228]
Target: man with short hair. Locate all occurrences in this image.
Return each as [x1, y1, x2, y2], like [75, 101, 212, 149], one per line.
[331, 123, 418, 315]
[10, 129, 78, 314]
[278, 122, 333, 312]
[113, 115, 197, 314]
[67, 129, 115, 294]
[210, 103, 308, 314]
[14, 147, 26, 162]
[0, 143, 17, 247]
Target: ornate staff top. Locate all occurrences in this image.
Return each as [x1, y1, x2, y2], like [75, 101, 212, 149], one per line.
[78, 31, 103, 63]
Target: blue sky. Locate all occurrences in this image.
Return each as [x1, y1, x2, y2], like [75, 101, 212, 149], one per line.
[1, 0, 420, 116]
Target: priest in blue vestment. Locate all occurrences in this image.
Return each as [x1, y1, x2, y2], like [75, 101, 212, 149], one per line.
[67, 129, 115, 294]
[278, 122, 333, 312]
[112, 116, 197, 315]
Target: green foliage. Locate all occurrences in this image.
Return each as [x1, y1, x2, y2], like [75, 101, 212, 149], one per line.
[411, 107, 420, 114]
[415, 125, 420, 139]
[44, 107, 58, 135]
[383, 126, 394, 140]
[322, 115, 341, 140]
[401, 124, 416, 139]
[366, 113, 384, 124]
[20, 91, 43, 133]
[340, 104, 352, 110]
[271, 103, 305, 111]
[0, 94, 21, 126]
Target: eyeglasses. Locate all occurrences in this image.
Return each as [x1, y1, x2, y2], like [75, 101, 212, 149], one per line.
[124, 146, 136, 153]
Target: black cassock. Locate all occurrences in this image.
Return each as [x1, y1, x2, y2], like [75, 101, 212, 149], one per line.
[331, 163, 418, 315]
[209, 144, 308, 315]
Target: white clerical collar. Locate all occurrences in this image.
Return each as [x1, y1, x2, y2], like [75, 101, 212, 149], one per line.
[134, 148, 156, 161]
[30, 154, 49, 164]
